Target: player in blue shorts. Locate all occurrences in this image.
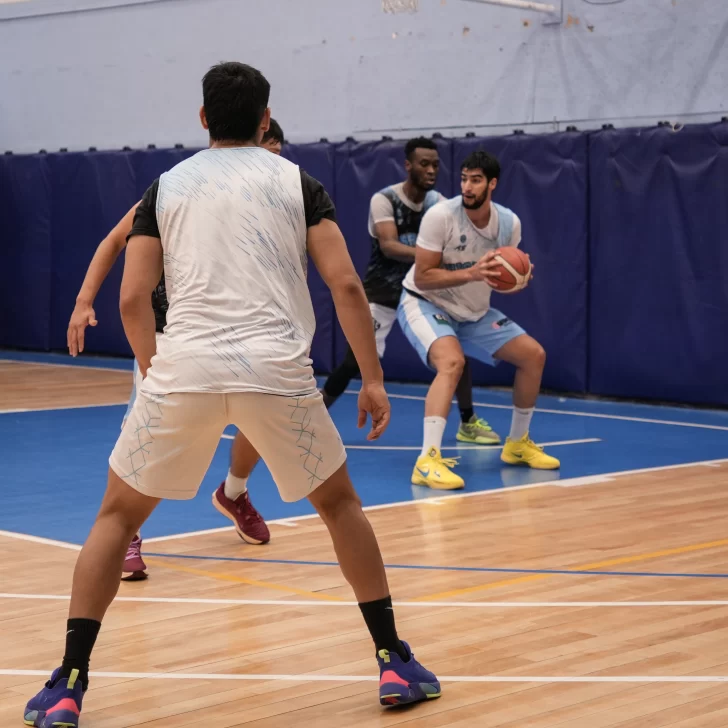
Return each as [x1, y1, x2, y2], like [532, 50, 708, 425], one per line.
[397, 150, 561, 489]
[321, 138, 501, 447]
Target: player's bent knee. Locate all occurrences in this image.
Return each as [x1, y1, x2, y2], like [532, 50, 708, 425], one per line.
[428, 339, 465, 377]
[528, 340, 546, 369]
[436, 355, 465, 378]
[97, 468, 161, 530]
[500, 335, 546, 370]
[308, 463, 362, 517]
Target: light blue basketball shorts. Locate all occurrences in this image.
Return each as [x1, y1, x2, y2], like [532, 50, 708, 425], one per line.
[397, 290, 526, 368]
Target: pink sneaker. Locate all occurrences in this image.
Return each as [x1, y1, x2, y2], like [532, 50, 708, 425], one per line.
[121, 535, 148, 581]
[212, 484, 270, 545]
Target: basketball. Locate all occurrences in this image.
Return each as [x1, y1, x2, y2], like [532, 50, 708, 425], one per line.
[489, 246, 532, 292]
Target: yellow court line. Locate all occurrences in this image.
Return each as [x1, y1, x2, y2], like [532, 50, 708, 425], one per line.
[574, 538, 728, 571]
[145, 558, 343, 602]
[418, 537, 728, 602]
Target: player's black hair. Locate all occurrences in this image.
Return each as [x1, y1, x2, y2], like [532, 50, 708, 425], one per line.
[262, 118, 284, 144]
[202, 62, 270, 142]
[461, 150, 501, 182]
[405, 137, 438, 161]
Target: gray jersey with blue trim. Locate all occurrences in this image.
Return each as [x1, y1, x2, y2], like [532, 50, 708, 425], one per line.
[402, 197, 522, 322]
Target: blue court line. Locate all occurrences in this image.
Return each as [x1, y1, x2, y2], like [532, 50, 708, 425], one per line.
[144, 552, 728, 580]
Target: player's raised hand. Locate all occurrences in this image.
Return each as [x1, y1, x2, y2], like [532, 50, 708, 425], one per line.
[469, 250, 502, 285]
[357, 381, 391, 441]
[67, 301, 98, 356]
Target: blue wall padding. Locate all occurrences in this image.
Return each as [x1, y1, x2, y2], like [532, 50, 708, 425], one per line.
[588, 124, 728, 405]
[2, 123, 725, 406]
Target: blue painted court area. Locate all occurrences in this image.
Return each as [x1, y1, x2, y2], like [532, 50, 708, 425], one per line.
[2, 352, 728, 544]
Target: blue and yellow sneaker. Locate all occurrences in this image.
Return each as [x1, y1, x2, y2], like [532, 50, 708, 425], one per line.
[501, 433, 561, 470]
[411, 447, 464, 490]
[456, 416, 501, 445]
[24, 668, 84, 728]
[377, 641, 441, 706]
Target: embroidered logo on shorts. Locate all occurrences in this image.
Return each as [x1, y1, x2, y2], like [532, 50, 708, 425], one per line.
[372, 318, 381, 332]
[433, 314, 449, 325]
[492, 317, 511, 330]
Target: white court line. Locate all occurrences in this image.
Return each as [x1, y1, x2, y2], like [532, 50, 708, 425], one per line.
[3, 593, 728, 609]
[4, 458, 720, 548]
[368, 391, 728, 433]
[5, 447, 725, 552]
[222, 436, 600, 449]
[217, 436, 523, 451]
[0, 458, 728, 551]
[2, 359, 724, 432]
[0, 530, 80, 551]
[343, 438, 600, 451]
[145, 457, 728, 544]
[1, 668, 726, 683]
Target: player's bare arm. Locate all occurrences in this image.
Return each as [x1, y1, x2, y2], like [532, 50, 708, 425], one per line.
[67, 202, 140, 356]
[375, 220, 416, 262]
[307, 218, 390, 440]
[120, 234, 162, 377]
[413, 247, 501, 291]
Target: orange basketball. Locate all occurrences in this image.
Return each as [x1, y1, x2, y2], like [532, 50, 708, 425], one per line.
[489, 246, 531, 292]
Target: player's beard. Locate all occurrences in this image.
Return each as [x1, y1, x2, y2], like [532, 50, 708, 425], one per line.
[413, 171, 436, 191]
[462, 191, 488, 210]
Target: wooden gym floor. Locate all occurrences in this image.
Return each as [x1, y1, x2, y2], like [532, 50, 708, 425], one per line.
[2, 354, 728, 727]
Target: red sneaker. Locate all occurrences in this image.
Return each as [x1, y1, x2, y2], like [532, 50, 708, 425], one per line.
[212, 484, 270, 544]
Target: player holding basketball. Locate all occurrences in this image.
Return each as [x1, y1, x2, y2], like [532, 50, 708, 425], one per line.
[24, 62, 439, 727]
[66, 120, 287, 579]
[321, 137, 501, 446]
[397, 150, 560, 490]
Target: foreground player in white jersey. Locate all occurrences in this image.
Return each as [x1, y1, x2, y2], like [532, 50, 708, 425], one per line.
[398, 150, 560, 490]
[24, 62, 439, 728]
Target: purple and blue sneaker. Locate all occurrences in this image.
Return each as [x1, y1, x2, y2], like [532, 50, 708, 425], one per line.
[377, 641, 441, 706]
[24, 667, 84, 728]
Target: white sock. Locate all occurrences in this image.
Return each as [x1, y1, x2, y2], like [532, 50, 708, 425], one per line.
[421, 416, 447, 457]
[224, 472, 249, 500]
[509, 407, 535, 441]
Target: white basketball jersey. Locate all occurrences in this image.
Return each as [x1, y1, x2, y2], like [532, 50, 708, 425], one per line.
[143, 148, 317, 396]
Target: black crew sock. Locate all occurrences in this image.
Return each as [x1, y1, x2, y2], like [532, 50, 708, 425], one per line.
[56, 618, 101, 690]
[358, 596, 409, 661]
[459, 407, 474, 424]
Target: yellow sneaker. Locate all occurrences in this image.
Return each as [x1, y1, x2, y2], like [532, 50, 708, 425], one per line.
[501, 434, 561, 470]
[411, 447, 465, 490]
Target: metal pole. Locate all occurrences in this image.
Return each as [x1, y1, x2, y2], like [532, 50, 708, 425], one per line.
[462, 0, 557, 13]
